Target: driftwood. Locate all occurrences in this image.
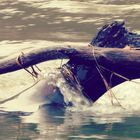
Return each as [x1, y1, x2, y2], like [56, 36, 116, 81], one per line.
[0, 45, 140, 102]
[0, 45, 140, 74]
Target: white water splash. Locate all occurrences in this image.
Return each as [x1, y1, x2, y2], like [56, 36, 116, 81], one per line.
[0, 65, 140, 124]
[0, 40, 140, 125]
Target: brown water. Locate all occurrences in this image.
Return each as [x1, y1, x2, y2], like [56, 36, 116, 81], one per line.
[0, 0, 140, 41]
[0, 0, 140, 140]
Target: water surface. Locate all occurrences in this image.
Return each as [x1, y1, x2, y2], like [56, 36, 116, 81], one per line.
[0, 0, 140, 140]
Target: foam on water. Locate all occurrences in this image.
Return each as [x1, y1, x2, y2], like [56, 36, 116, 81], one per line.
[0, 67, 88, 112]
[0, 66, 140, 124]
[0, 40, 140, 125]
[58, 75, 140, 124]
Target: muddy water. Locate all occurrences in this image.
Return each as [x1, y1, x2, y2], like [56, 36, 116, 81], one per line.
[0, 0, 140, 140]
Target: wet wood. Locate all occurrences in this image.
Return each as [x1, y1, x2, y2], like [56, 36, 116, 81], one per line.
[0, 45, 140, 75]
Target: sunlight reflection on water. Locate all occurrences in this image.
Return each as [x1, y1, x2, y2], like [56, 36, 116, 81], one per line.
[0, 0, 139, 41]
[0, 0, 140, 139]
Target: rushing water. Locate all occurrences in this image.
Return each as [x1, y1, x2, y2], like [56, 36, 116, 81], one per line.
[0, 0, 140, 140]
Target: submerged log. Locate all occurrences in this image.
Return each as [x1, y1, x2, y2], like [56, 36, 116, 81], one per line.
[0, 45, 140, 102]
[1, 21, 140, 103]
[60, 46, 140, 102]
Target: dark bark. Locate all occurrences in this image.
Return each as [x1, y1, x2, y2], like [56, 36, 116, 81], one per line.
[1, 45, 140, 75]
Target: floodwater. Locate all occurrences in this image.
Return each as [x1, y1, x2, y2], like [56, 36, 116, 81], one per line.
[0, 0, 140, 140]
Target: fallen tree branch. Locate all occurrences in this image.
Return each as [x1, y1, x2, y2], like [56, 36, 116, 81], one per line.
[0, 45, 140, 75]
